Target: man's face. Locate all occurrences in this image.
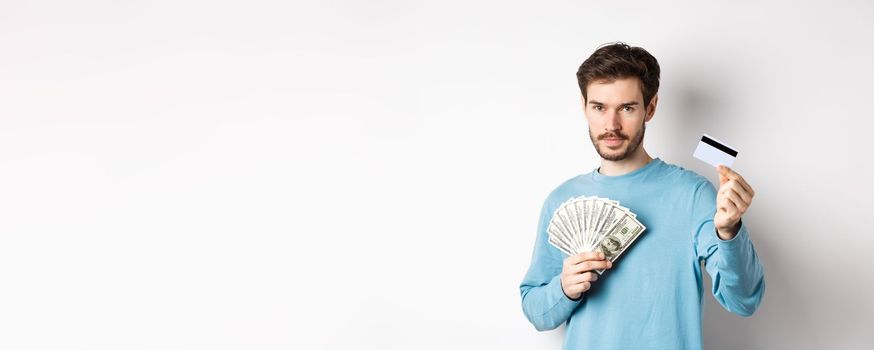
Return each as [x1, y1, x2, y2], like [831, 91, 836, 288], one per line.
[584, 77, 656, 161]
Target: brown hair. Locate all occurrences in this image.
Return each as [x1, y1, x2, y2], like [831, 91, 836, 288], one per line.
[576, 42, 660, 107]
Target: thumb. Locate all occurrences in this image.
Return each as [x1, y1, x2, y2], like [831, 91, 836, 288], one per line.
[717, 165, 728, 185]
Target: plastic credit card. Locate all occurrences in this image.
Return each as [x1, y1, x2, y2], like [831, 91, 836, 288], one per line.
[693, 134, 737, 167]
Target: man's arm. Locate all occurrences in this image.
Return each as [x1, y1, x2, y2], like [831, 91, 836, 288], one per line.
[519, 198, 579, 331]
[692, 177, 766, 317]
[519, 197, 610, 331]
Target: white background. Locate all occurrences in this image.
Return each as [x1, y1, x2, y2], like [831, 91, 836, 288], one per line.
[2, 1, 873, 349]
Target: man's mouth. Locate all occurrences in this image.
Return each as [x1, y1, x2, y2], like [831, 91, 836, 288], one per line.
[601, 137, 625, 148]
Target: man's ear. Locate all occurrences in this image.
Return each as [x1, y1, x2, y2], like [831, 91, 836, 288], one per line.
[645, 94, 658, 122]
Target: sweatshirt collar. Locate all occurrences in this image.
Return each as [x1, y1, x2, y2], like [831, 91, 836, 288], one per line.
[590, 157, 662, 183]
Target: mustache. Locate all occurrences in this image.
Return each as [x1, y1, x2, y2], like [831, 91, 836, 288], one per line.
[597, 132, 629, 140]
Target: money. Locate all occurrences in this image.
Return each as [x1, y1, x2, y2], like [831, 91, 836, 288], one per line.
[546, 196, 646, 274]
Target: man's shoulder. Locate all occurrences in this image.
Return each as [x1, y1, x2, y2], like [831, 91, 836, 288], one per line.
[539, 173, 591, 208]
[655, 159, 714, 191]
[546, 173, 587, 196]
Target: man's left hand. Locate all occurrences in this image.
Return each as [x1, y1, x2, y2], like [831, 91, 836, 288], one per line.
[714, 165, 755, 240]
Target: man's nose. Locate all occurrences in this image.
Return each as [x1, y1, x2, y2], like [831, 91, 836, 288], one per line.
[605, 109, 622, 131]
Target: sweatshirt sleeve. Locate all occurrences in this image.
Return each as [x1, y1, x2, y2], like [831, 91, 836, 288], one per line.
[692, 180, 766, 317]
[519, 196, 581, 331]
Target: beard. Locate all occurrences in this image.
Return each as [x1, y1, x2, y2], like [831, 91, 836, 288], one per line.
[589, 122, 646, 161]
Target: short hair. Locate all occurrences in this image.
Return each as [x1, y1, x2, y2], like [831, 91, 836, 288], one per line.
[576, 42, 661, 107]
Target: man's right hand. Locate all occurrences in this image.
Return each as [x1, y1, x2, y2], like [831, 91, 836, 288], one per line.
[560, 251, 612, 300]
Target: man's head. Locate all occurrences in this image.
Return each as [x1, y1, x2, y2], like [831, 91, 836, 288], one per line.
[576, 43, 660, 161]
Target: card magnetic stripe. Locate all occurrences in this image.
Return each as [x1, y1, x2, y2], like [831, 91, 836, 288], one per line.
[700, 135, 738, 157]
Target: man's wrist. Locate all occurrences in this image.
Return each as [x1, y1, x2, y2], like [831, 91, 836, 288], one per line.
[716, 219, 742, 240]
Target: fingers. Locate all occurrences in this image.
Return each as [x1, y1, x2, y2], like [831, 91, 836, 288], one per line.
[718, 179, 754, 210]
[564, 251, 604, 265]
[563, 251, 612, 276]
[734, 184, 753, 204]
[566, 258, 612, 274]
[734, 175, 753, 195]
[723, 188, 747, 214]
[718, 192, 739, 216]
[717, 165, 754, 195]
[717, 164, 737, 179]
[724, 186, 752, 207]
[561, 253, 611, 299]
[562, 272, 598, 299]
[715, 166, 755, 233]
[563, 272, 601, 297]
[564, 281, 591, 297]
[570, 271, 599, 284]
[717, 166, 729, 185]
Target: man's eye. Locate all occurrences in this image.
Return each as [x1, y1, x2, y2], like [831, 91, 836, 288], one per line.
[622, 106, 634, 112]
[593, 106, 603, 111]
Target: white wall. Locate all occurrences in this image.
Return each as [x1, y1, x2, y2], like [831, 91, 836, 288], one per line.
[1, 0, 873, 349]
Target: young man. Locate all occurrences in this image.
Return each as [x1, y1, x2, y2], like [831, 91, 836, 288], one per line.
[519, 43, 765, 349]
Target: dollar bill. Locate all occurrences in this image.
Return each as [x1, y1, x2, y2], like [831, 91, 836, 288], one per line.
[546, 196, 647, 271]
[593, 213, 646, 274]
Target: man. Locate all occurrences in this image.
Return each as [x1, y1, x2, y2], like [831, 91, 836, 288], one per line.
[519, 42, 765, 349]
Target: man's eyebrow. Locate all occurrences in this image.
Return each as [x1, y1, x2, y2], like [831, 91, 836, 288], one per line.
[588, 101, 640, 106]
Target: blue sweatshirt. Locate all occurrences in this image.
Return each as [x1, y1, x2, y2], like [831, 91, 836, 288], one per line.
[520, 158, 765, 349]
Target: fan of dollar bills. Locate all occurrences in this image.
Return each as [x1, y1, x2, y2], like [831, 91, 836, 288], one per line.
[547, 196, 646, 273]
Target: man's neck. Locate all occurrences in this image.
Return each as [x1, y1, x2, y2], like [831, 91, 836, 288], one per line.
[598, 149, 654, 176]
